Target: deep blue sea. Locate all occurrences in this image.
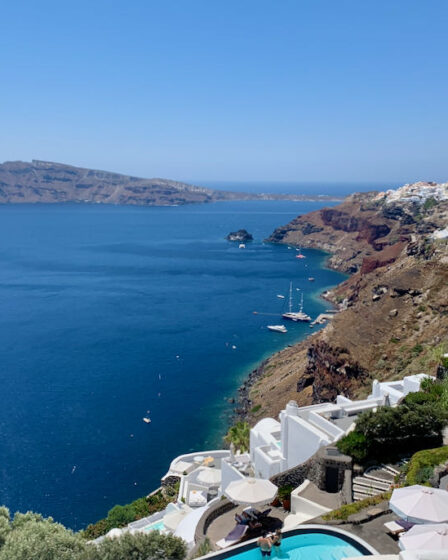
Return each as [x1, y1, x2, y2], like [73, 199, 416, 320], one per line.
[0, 200, 346, 529]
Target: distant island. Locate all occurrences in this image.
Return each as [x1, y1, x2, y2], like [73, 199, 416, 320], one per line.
[0, 160, 344, 206]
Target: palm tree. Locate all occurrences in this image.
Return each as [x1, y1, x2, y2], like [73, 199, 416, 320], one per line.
[224, 421, 250, 453]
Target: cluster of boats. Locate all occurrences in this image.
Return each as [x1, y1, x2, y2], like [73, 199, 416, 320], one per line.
[267, 282, 311, 333]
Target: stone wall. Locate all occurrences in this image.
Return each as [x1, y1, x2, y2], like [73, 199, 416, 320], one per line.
[195, 498, 236, 542]
[271, 445, 352, 497]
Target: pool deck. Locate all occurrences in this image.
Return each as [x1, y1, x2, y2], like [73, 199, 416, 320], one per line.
[341, 512, 401, 555]
[206, 505, 288, 550]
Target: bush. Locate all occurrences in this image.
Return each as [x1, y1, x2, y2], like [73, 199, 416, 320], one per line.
[0, 511, 86, 560]
[85, 531, 187, 560]
[336, 400, 446, 463]
[277, 485, 294, 500]
[406, 446, 448, 486]
[403, 391, 437, 406]
[336, 431, 368, 463]
[415, 466, 434, 484]
[322, 492, 392, 521]
[82, 490, 177, 540]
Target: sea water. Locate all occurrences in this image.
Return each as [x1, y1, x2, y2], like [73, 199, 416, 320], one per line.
[0, 200, 346, 529]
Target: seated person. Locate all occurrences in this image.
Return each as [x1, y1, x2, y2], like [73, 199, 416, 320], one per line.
[271, 529, 282, 548]
[241, 511, 261, 529]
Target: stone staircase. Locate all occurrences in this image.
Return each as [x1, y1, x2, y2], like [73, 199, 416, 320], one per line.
[353, 464, 397, 501]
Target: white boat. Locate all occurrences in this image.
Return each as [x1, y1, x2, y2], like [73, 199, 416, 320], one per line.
[267, 325, 287, 333]
[282, 283, 311, 322]
[277, 294, 285, 299]
[239, 243, 246, 249]
[143, 417, 151, 424]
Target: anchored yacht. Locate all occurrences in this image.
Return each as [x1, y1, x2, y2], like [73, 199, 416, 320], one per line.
[282, 283, 311, 322]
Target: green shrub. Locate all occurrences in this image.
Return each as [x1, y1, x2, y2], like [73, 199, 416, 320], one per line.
[403, 391, 437, 406]
[82, 489, 176, 540]
[406, 446, 448, 485]
[323, 492, 392, 521]
[415, 466, 434, 484]
[336, 398, 446, 464]
[277, 485, 294, 500]
[250, 405, 262, 414]
[336, 431, 368, 463]
[83, 531, 187, 560]
[423, 197, 437, 211]
[192, 537, 212, 559]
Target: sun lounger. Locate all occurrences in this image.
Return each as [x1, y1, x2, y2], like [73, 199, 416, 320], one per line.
[216, 524, 249, 549]
[384, 520, 406, 536]
[258, 508, 272, 519]
[396, 519, 414, 530]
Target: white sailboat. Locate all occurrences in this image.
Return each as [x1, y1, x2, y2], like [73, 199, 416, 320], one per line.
[282, 282, 311, 322]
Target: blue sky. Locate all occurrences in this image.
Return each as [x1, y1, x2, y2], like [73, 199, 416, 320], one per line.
[0, 0, 447, 183]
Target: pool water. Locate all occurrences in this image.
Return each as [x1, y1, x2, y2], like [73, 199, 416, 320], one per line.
[144, 520, 165, 532]
[225, 532, 366, 560]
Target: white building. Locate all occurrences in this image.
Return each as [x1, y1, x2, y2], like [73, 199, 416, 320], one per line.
[250, 374, 432, 479]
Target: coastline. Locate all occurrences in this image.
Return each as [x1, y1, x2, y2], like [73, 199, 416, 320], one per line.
[232, 248, 343, 425]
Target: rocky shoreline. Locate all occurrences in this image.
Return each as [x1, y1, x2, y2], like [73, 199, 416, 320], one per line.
[232, 187, 448, 426]
[234, 358, 269, 421]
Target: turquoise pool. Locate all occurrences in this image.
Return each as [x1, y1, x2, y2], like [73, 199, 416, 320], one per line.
[213, 530, 372, 560]
[143, 520, 165, 532]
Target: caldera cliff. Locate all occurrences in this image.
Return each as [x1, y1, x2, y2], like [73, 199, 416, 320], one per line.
[240, 182, 448, 423]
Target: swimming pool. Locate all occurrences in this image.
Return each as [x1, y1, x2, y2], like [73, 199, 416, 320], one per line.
[143, 520, 165, 533]
[206, 527, 377, 560]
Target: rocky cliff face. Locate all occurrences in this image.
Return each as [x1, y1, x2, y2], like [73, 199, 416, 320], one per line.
[266, 191, 422, 273]
[242, 185, 448, 423]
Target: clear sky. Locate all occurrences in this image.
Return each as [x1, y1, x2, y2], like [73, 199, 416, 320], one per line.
[1, 0, 447, 184]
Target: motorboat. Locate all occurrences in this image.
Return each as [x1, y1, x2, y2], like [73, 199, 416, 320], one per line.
[267, 325, 287, 333]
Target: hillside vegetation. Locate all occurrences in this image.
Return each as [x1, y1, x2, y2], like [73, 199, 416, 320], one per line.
[242, 184, 448, 421]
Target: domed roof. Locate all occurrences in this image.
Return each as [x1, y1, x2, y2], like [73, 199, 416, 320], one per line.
[253, 417, 280, 434]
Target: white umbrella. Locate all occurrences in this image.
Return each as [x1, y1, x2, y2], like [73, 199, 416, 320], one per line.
[399, 523, 448, 550]
[224, 477, 277, 506]
[196, 467, 221, 487]
[390, 485, 448, 523]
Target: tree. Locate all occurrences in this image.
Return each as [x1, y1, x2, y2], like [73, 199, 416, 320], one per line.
[0, 512, 87, 560]
[0, 508, 10, 548]
[224, 421, 250, 453]
[84, 531, 187, 560]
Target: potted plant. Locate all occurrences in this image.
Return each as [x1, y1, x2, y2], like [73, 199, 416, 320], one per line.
[277, 485, 293, 511]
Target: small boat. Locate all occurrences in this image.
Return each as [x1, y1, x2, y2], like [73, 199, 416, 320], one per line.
[239, 243, 246, 249]
[308, 277, 315, 282]
[267, 325, 287, 333]
[296, 253, 306, 259]
[277, 294, 285, 299]
[143, 417, 151, 424]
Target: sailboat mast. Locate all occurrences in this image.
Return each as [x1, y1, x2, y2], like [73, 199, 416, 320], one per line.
[299, 292, 304, 312]
[289, 281, 293, 313]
